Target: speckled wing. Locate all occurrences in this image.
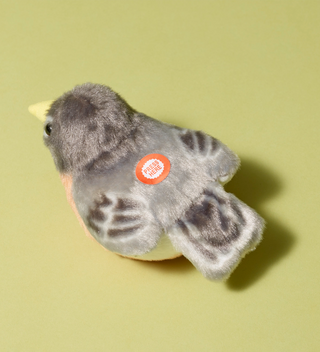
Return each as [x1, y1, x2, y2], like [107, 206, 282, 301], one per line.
[167, 182, 264, 280]
[175, 128, 240, 184]
[76, 190, 163, 256]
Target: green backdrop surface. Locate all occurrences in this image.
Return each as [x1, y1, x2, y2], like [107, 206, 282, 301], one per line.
[1, 1, 319, 351]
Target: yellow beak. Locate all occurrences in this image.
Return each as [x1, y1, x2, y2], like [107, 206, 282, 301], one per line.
[28, 100, 54, 122]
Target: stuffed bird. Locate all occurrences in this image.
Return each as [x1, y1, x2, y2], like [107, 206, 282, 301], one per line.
[29, 83, 264, 280]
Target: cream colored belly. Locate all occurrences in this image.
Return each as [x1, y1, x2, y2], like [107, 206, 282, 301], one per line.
[120, 234, 182, 261]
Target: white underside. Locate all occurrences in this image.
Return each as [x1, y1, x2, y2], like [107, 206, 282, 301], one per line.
[122, 234, 181, 261]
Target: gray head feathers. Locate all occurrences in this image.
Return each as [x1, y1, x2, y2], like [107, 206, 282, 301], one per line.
[44, 83, 137, 173]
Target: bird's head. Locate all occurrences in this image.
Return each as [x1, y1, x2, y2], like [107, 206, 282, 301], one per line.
[31, 83, 136, 174]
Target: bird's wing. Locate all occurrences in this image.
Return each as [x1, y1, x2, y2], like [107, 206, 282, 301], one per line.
[167, 182, 264, 280]
[173, 128, 240, 184]
[78, 191, 163, 256]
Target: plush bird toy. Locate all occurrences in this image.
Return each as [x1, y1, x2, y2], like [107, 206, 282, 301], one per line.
[29, 83, 264, 280]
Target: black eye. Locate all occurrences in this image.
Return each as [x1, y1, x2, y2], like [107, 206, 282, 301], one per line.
[45, 123, 52, 136]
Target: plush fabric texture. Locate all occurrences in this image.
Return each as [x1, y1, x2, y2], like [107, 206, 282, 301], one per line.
[44, 83, 264, 280]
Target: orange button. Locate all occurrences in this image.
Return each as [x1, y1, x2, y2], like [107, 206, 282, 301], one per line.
[136, 154, 171, 185]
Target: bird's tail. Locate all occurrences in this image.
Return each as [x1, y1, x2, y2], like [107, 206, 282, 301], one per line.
[167, 182, 265, 280]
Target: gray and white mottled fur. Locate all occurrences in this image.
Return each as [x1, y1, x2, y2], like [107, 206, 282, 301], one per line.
[44, 83, 264, 280]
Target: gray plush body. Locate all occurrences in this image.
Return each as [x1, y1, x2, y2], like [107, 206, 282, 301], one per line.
[44, 83, 264, 280]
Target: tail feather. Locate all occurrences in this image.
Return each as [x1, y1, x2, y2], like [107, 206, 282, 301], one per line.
[167, 182, 264, 280]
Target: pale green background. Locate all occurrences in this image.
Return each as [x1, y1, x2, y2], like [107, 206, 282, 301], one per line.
[1, 1, 319, 351]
